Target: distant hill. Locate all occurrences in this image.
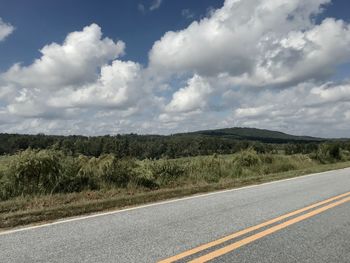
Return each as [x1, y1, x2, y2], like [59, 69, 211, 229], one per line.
[178, 127, 324, 143]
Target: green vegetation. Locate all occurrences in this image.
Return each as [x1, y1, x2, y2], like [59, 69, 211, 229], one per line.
[0, 127, 328, 159]
[1, 139, 350, 229]
[0, 148, 333, 201]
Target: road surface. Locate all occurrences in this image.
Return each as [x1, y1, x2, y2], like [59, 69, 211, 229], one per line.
[1, 168, 350, 262]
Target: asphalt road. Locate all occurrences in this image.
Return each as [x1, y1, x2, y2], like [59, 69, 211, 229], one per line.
[1, 168, 350, 262]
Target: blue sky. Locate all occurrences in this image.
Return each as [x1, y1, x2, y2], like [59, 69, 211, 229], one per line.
[0, 0, 350, 137]
[0, 0, 348, 71]
[0, 0, 224, 71]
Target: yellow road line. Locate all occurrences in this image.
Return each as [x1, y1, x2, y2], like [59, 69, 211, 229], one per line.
[158, 191, 350, 263]
[190, 195, 350, 262]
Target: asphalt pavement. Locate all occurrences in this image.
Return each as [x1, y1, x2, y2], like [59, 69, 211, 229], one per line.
[1, 168, 350, 262]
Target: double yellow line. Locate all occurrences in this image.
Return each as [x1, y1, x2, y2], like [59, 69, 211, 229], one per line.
[159, 191, 350, 263]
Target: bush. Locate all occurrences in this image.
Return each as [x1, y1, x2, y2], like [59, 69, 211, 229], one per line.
[314, 143, 342, 163]
[0, 171, 12, 200]
[130, 160, 159, 189]
[260, 154, 274, 164]
[6, 149, 62, 196]
[54, 156, 98, 193]
[200, 156, 225, 182]
[233, 149, 261, 167]
[329, 144, 341, 160]
[98, 155, 135, 187]
[149, 159, 185, 186]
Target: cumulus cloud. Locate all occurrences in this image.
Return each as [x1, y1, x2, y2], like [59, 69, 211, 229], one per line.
[149, 0, 350, 88]
[165, 75, 212, 113]
[1, 0, 350, 137]
[0, 17, 14, 41]
[0, 24, 144, 120]
[3, 24, 125, 89]
[310, 82, 350, 104]
[229, 81, 350, 137]
[48, 60, 144, 109]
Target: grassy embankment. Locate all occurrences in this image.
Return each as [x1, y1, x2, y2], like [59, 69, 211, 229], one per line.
[0, 147, 349, 230]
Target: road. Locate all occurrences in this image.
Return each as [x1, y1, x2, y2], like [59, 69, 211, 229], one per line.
[1, 168, 350, 262]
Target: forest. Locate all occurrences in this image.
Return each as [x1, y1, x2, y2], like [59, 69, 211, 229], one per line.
[0, 127, 326, 158]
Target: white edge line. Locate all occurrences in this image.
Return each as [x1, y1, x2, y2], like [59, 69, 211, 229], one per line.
[1, 167, 349, 236]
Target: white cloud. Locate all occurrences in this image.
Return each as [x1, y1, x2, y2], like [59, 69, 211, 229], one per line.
[0, 17, 14, 41]
[165, 75, 212, 113]
[311, 82, 350, 103]
[229, 81, 350, 137]
[48, 60, 144, 109]
[3, 24, 125, 89]
[235, 105, 274, 119]
[0, 24, 144, 120]
[150, 0, 163, 11]
[1, 0, 350, 137]
[149, 0, 350, 88]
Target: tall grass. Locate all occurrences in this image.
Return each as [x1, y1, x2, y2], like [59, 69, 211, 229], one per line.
[0, 145, 346, 202]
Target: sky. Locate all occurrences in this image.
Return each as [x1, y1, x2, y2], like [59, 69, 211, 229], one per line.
[0, 0, 350, 137]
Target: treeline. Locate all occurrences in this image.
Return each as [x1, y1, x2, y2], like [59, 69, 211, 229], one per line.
[0, 133, 279, 159]
[0, 133, 349, 160]
[283, 141, 350, 157]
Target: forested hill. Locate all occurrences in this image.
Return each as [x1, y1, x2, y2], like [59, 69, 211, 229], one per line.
[0, 127, 326, 158]
[185, 127, 324, 143]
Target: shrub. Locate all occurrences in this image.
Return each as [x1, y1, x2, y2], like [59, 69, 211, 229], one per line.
[260, 154, 274, 164]
[229, 162, 244, 178]
[233, 149, 261, 167]
[0, 171, 12, 200]
[329, 144, 341, 160]
[149, 159, 185, 186]
[7, 149, 62, 196]
[314, 143, 342, 163]
[54, 156, 99, 193]
[98, 155, 135, 187]
[200, 156, 224, 182]
[131, 160, 159, 189]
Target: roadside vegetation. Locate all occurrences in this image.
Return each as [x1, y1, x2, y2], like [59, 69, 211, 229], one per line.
[0, 128, 322, 159]
[1, 140, 350, 229]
